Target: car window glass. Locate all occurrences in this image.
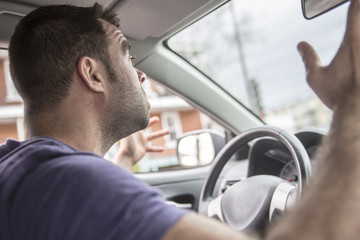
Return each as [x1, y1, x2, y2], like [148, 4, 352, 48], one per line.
[168, 0, 349, 132]
[0, 55, 25, 143]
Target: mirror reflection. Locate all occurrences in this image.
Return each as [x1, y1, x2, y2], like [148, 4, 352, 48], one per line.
[178, 133, 215, 167]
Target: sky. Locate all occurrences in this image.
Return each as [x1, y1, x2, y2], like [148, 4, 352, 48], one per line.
[239, 0, 348, 110]
[169, 0, 349, 113]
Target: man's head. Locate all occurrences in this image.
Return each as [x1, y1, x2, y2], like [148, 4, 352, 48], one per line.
[9, 3, 118, 114]
[9, 3, 150, 148]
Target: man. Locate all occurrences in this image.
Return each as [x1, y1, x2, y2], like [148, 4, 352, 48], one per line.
[0, 1, 359, 240]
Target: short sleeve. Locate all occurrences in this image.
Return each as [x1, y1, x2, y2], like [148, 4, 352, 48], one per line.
[12, 154, 188, 240]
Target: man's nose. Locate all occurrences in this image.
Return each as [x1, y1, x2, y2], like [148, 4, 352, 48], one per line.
[136, 69, 147, 84]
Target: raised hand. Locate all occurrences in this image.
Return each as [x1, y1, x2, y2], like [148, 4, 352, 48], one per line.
[297, 0, 360, 109]
[112, 116, 169, 171]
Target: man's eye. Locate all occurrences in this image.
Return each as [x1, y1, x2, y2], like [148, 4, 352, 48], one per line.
[130, 55, 136, 64]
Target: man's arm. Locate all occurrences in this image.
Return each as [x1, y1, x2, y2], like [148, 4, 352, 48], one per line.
[162, 213, 256, 240]
[266, 89, 360, 240]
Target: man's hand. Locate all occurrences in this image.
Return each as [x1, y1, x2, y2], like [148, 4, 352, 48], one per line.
[297, 0, 360, 109]
[112, 116, 169, 171]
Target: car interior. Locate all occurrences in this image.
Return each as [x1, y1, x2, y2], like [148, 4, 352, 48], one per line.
[0, 0, 350, 235]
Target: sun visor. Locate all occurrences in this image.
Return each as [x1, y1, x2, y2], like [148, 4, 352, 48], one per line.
[0, 13, 23, 49]
[15, 0, 112, 6]
[0, 2, 33, 49]
[114, 0, 214, 40]
[0, 0, 115, 49]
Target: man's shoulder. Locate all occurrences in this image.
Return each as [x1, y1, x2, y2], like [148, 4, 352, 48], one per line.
[0, 136, 151, 214]
[0, 137, 107, 175]
[0, 137, 137, 194]
[1, 136, 93, 161]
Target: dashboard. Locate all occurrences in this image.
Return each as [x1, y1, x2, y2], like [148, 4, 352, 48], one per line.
[247, 130, 325, 181]
[216, 130, 325, 196]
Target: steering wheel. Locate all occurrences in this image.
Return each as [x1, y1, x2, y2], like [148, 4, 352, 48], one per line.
[198, 126, 312, 233]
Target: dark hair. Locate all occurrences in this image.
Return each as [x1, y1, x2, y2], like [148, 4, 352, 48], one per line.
[9, 3, 119, 114]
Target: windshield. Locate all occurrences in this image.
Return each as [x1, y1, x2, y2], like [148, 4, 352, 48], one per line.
[168, 0, 348, 132]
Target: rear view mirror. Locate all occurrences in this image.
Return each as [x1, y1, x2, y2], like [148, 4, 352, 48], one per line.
[302, 0, 349, 19]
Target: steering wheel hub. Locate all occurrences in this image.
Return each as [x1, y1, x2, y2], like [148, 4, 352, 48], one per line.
[221, 175, 284, 232]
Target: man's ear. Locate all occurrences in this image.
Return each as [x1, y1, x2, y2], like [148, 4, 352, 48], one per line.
[77, 56, 107, 93]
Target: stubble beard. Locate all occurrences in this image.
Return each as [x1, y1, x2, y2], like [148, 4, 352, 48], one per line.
[100, 65, 150, 150]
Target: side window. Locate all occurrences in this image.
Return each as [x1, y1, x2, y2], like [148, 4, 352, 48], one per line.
[105, 79, 226, 173]
[3, 60, 22, 102]
[0, 57, 24, 144]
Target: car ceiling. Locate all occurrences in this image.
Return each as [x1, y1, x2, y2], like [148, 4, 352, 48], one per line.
[0, 0, 227, 62]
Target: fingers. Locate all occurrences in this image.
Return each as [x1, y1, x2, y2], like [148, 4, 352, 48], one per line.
[297, 41, 335, 108]
[147, 129, 170, 141]
[346, 0, 360, 82]
[146, 146, 165, 152]
[147, 116, 160, 128]
[297, 41, 322, 74]
[143, 116, 169, 153]
[345, 0, 360, 42]
[145, 116, 169, 141]
[297, 41, 327, 102]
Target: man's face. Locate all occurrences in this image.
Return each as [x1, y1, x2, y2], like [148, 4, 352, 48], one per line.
[100, 20, 150, 142]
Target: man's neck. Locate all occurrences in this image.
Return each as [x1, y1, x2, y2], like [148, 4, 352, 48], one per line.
[25, 110, 107, 157]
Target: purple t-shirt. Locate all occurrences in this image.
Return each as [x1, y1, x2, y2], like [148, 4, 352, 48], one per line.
[0, 137, 187, 240]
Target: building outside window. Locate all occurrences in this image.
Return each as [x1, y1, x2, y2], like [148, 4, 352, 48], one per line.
[161, 111, 182, 148]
